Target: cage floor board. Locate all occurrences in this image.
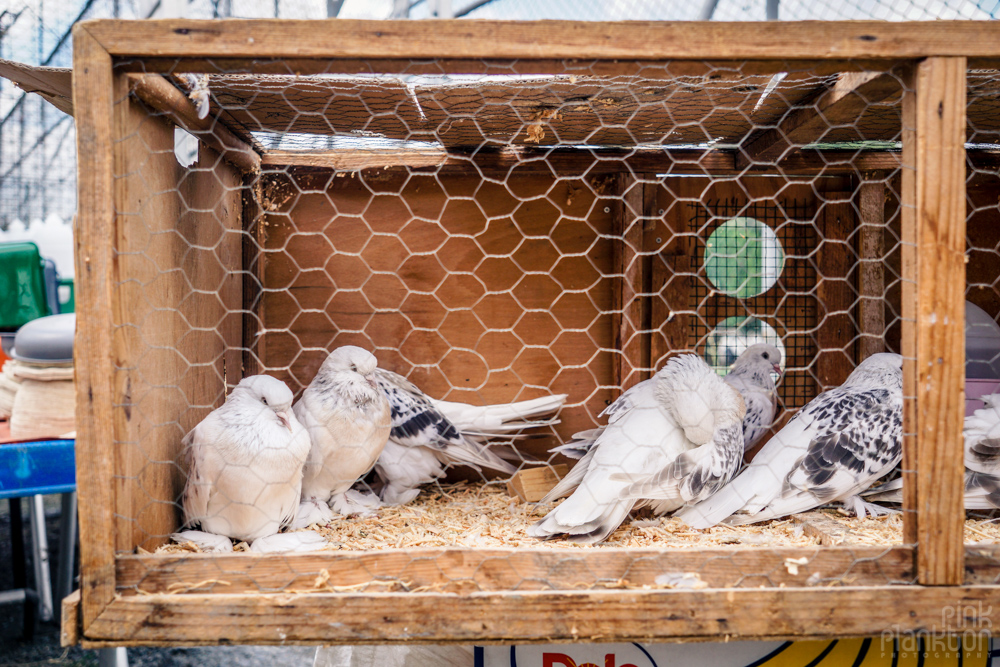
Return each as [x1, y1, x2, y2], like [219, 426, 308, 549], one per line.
[154, 481, 1000, 555]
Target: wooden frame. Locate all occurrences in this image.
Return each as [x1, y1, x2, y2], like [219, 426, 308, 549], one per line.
[70, 19, 991, 646]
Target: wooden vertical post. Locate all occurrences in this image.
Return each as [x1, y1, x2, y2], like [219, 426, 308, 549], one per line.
[71, 24, 118, 629]
[815, 197, 857, 389]
[901, 57, 967, 585]
[857, 174, 887, 361]
[612, 175, 652, 392]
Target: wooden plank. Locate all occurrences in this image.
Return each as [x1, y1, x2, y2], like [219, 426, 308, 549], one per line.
[901, 58, 967, 585]
[506, 465, 569, 502]
[612, 176, 650, 392]
[0, 58, 73, 116]
[740, 72, 902, 166]
[268, 148, 908, 176]
[791, 511, 856, 547]
[857, 176, 887, 360]
[650, 254, 692, 370]
[814, 198, 856, 389]
[61, 589, 81, 647]
[83, 19, 1000, 60]
[209, 70, 821, 150]
[241, 174, 265, 378]
[115, 546, 916, 595]
[113, 82, 243, 553]
[265, 147, 449, 170]
[71, 23, 118, 633]
[83, 584, 1000, 645]
[127, 73, 260, 173]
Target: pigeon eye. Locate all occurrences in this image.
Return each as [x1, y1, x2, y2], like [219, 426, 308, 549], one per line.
[762, 352, 769, 360]
[261, 397, 268, 405]
[350, 363, 357, 372]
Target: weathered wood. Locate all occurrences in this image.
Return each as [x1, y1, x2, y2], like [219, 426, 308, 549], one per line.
[264, 147, 449, 170]
[900, 58, 967, 585]
[127, 73, 260, 173]
[740, 72, 902, 166]
[814, 198, 856, 389]
[791, 511, 856, 547]
[612, 177, 651, 392]
[83, 584, 1000, 645]
[0, 58, 73, 116]
[61, 589, 81, 647]
[115, 546, 916, 595]
[82, 19, 1000, 60]
[71, 23, 118, 632]
[271, 148, 908, 177]
[857, 176, 887, 360]
[506, 465, 568, 503]
[650, 253, 692, 370]
[113, 86, 244, 553]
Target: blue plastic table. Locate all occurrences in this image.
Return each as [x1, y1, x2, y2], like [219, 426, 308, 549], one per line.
[0, 439, 76, 637]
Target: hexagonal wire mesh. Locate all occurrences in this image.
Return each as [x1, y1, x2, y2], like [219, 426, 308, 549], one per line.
[101, 53, 991, 603]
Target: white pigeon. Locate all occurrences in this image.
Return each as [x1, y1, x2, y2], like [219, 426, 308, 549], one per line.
[723, 343, 782, 451]
[528, 354, 746, 544]
[865, 393, 1000, 510]
[546, 344, 780, 493]
[373, 369, 565, 505]
[677, 352, 903, 529]
[292, 346, 391, 525]
[171, 375, 324, 553]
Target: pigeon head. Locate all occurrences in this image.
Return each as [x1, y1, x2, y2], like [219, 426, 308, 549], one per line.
[846, 352, 903, 389]
[234, 375, 296, 431]
[315, 345, 382, 405]
[732, 343, 783, 377]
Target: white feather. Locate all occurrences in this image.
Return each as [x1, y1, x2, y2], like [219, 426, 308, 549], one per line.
[294, 346, 391, 518]
[177, 374, 313, 548]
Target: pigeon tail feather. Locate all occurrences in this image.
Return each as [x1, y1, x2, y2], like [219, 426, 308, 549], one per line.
[538, 448, 597, 504]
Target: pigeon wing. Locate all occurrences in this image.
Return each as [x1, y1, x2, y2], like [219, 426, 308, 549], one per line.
[374, 369, 462, 450]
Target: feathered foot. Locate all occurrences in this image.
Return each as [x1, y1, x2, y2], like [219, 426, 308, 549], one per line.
[290, 498, 335, 529]
[331, 489, 381, 516]
[844, 495, 900, 518]
[170, 530, 234, 553]
[250, 531, 327, 553]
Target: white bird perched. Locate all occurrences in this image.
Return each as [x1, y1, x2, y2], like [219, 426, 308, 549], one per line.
[677, 352, 903, 529]
[865, 393, 1000, 510]
[723, 343, 782, 451]
[546, 344, 781, 489]
[528, 354, 746, 544]
[373, 369, 565, 505]
[292, 346, 391, 525]
[171, 375, 324, 553]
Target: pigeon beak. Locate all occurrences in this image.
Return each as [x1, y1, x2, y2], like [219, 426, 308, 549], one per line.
[772, 363, 782, 375]
[277, 410, 293, 432]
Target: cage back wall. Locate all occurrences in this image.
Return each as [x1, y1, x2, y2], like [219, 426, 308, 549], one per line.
[68, 20, 998, 646]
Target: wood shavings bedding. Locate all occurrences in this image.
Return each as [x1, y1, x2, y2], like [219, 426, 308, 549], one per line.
[152, 482, 1000, 555]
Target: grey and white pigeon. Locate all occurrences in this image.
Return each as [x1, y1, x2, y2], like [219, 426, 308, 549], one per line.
[723, 343, 782, 451]
[677, 352, 903, 528]
[373, 369, 565, 505]
[865, 392, 1000, 510]
[171, 375, 324, 553]
[528, 354, 746, 544]
[292, 346, 391, 526]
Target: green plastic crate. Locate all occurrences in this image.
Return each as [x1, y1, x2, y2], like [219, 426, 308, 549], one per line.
[0, 241, 51, 330]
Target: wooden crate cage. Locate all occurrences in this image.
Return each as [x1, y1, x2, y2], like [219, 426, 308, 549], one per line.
[66, 19, 1000, 647]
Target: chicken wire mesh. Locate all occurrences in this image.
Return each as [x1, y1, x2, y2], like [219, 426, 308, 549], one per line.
[98, 52, 996, 602]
